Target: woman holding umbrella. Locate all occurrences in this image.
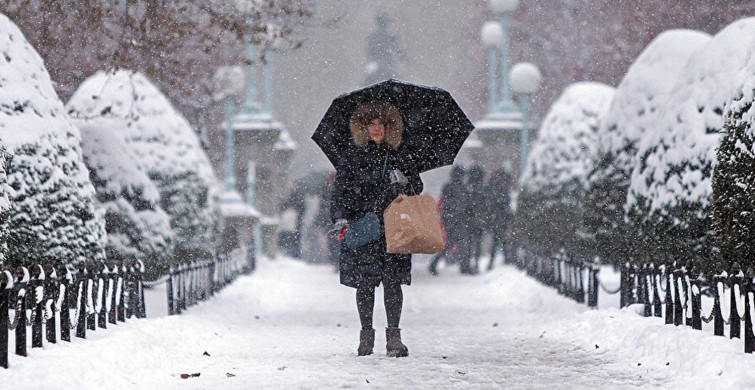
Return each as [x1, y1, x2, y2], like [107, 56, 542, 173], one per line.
[330, 100, 422, 357]
[313, 79, 475, 357]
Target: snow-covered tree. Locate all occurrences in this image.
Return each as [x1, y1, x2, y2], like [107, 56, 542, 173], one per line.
[712, 66, 755, 271]
[627, 18, 755, 273]
[67, 70, 219, 270]
[582, 30, 711, 266]
[1, 0, 314, 167]
[76, 118, 174, 278]
[0, 13, 106, 269]
[515, 82, 615, 258]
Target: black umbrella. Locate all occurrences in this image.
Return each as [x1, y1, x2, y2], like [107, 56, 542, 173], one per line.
[312, 79, 475, 173]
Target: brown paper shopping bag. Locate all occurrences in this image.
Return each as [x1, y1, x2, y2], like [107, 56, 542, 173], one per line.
[384, 195, 445, 254]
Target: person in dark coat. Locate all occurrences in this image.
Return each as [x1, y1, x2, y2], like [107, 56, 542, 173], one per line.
[462, 165, 486, 274]
[279, 185, 307, 258]
[428, 165, 466, 275]
[331, 100, 422, 357]
[486, 168, 513, 270]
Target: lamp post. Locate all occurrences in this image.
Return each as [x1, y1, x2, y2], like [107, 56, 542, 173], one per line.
[475, 0, 522, 175]
[481, 21, 502, 114]
[510, 62, 542, 176]
[489, 0, 519, 114]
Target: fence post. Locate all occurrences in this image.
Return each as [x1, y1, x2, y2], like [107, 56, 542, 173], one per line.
[179, 264, 187, 313]
[167, 267, 175, 316]
[76, 268, 87, 339]
[744, 269, 755, 353]
[31, 265, 44, 349]
[620, 262, 630, 308]
[86, 268, 96, 331]
[689, 271, 702, 330]
[673, 265, 684, 326]
[97, 266, 107, 329]
[59, 266, 71, 342]
[713, 270, 726, 337]
[1, 270, 11, 368]
[640, 264, 651, 317]
[136, 260, 146, 319]
[108, 263, 117, 325]
[45, 266, 57, 344]
[117, 262, 126, 322]
[729, 265, 742, 339]
[576, 258, 585, 304]
[16, 267, 29, 357]
[664, 263, 673, 324]
[651, 264, 662, 317]
[588, 262, 599, 308]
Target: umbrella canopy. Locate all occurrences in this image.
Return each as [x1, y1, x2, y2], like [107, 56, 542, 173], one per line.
[312, 79, 475, 173]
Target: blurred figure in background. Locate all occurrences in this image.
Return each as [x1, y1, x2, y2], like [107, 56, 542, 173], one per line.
[428, 165, 467, 275]
[463, 165, 487, 274]
[486, 167, 513, 270]
[309, 171, 338, 266]
[279, 183, 307, 258]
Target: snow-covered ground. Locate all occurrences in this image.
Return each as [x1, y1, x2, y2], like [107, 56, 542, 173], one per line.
[3, 255, 755, 389]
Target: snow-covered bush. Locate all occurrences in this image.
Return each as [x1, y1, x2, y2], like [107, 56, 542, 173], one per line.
[67, 70, 219, 271]
[712, 68, 755, 271]
[626, 18, 755, 273]
[0, 13, 106, 268]
[583, 30, 711, 266]
[77, 118, 174, 277]
[516, 82, 615, 258]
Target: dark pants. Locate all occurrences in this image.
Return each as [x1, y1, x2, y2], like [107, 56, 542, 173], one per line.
[466, 228, 484, 274]
[488, 228, 507, 269]
[357, 283, 403, 329]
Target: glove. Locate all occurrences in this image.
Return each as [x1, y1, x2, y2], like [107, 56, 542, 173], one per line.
[334, 219, 348, 231]
[389, 169, 408, 186]
[330, 219, 348, 239]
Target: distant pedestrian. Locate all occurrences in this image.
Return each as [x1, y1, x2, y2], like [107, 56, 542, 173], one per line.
[428, 165, 466, 275]
[486, 168, 513, 270]
[464, 165, 486, 274]
[279, 184, 307, 258]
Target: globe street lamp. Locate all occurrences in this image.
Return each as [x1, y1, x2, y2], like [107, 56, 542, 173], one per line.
[510, 62, 542, 176]
[481, 21, 502, 114]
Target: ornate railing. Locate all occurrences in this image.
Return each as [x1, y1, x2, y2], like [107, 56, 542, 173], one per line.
[0, 262, 145, 369]
[515, 249, 755, 354]
[1, 246, 254, 368]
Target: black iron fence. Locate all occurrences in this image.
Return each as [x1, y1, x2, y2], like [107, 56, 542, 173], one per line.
[0, 262, 145, 369]
[164, 247, 252, 315]
[1, 246, 253, 369]
[515, 249, 755, 354]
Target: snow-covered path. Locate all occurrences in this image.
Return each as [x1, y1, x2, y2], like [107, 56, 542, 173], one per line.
[6, 255, 755, 389]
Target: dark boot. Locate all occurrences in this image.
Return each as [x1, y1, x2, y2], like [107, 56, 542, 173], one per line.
[357, 328, 375, 356]
[385, 327, 408, 357]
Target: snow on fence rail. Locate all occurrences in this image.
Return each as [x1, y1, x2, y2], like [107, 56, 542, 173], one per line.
[0, 246, 252, 369]
[515, 249, 755, 354]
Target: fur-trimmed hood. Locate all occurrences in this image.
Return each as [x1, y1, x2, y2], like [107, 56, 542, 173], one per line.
[349, 101, 403, 149]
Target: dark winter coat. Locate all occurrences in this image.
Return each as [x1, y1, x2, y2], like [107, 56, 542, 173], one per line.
[439, 168, 467, 243]
[487, 169, 513, 232]
[464, 166, 487, 234]
[330, 101, 423, 288]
